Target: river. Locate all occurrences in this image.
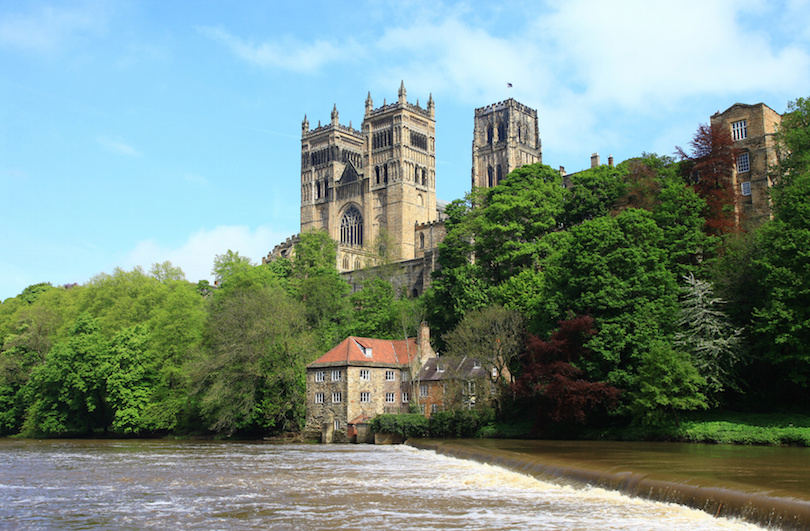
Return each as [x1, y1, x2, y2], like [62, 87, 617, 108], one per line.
[0, 438, 800, 530]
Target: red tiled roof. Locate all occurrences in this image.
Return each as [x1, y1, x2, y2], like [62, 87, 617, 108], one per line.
[308, 336, 419, 368]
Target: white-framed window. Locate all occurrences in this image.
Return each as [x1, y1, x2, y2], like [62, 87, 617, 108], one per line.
[420, 384, 428, 398]
[334, 419, 340, 430]
[431, 403, 439, 414]
[472, 359, 481, 369]
[402, 392, 409, 403]
[332, 392, 342, 403]
[465, 380, 476, 395]
[436, 363, 444, 373]
[419, 404, 426, 415]
[315, 393, 324, 404]
[736, 152, 750, 173]
[315, 371, 324, 382]
[732, 119, 747, 141]
[402, 370, 409, 382]
[332, 370, 341, 382]
[385, 370, 395, 381]
[360, 369, 370, 381]
[741, 181, 752, 196]
[360, 392, 370, 403]
[386, 392, 395, 403]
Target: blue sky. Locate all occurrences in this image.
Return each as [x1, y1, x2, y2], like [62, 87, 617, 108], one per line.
[2, 0, 809, 300]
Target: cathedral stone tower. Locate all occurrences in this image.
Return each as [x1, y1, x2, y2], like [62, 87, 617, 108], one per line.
[471, 99, 542, 189]
[299, 82, 437, 271]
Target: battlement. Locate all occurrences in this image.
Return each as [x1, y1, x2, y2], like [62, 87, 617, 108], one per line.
[262, 234, 300, 264]
[366, 100, 432, 120]
[474, 98, 536, 117]
[303, 122, 362, 138]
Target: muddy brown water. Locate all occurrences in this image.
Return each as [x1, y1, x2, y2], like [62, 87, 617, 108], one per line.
[0, 438, 804, 529]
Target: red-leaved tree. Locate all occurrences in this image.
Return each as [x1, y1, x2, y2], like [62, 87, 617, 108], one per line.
[513, 315, 621, 424]
[676, 123, 741, 236]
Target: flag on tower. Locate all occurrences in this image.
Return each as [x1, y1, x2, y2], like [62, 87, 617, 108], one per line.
[507, 83, 513, 88]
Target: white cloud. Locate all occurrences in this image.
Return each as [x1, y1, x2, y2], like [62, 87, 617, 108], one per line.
[120, 225, 291, 283]
[0, 2, 108, 52]
[197, 26, 363, 74]
[96, 135, 141, 156]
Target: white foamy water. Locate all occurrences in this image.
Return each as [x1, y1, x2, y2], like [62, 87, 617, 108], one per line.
[0, 439, 764, 530]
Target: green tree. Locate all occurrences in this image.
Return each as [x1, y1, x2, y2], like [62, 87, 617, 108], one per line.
[22, 314, 110, 436]
[562, 163, 627, 227]
[195, 285, 317, 434]
[474, 163, 568, 283]
[105, 325, 158, 434]
[542, 209, 680, 393]
[442, 304, 525, 411]
[675, 274, 746, 403]
[627, 340, 707, 427]
[751, 172, 810, 385]
[772, 96, 810, 184]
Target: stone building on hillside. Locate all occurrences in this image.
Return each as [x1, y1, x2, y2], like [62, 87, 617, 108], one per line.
[471, 98, 542, 189]
[710, 103, 782, 227]
[297, 82, 440, 273]
[304, 324, 435, 443]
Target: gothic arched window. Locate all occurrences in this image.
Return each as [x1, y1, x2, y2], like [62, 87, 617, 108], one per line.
[420, 233, 425, 249]
[340, 206, 363, 247]
[487, 125, 493, 144]
[487, 165, 494, 187]
[375, 166, 380, 185]
[497, 165, 503, 184]
[354, 258, 361, 270]
[342, 256, 349, 270]
[497, 122, 506, 142]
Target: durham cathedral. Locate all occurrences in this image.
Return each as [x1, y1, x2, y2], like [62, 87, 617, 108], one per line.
[263, 82, 543, 296]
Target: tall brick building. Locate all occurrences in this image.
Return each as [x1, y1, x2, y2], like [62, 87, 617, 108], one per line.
[710, 103, 782, 227]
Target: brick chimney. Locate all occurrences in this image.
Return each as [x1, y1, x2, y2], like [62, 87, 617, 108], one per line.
[608, 154, 614, 167]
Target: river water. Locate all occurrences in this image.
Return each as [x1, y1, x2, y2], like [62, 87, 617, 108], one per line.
[0, 438, 776, 530]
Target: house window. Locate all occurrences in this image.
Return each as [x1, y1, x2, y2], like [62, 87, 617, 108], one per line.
[736, 152, 750, 173]
[402, 392, 409, 403]
[419, 404, 426, 415]
[386, 392, 395, 403]
[431, 403, 439, 414]
[732, 120, 747, 141]
[315, 371, 325, 382]
[420, 384, 428, 398]
[360, 369, 370, 380]
[741, 181, 752, 196]
[315, 393, 324, 404]
[386, 370, 395, 381]
[332, 392, 342, 403]
[360, 392, 370, 403]
[334, 419, 340, 430]
[466, 380, 477, 395]
[473, 360, 481, 369]
[402, 370, 410, 382]
[332, 370, 341, 381]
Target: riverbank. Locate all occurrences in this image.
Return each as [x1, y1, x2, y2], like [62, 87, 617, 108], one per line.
[582, 411, 810, 446]
[407, 438, 810, 530]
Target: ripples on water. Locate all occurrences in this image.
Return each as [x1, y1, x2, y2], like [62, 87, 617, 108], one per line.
[0, 439, 764, 530]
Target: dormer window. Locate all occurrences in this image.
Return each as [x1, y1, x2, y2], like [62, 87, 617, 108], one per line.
[362, 346, 372, 357]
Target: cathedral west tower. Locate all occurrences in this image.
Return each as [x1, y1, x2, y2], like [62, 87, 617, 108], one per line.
[299, 82, 437, 271]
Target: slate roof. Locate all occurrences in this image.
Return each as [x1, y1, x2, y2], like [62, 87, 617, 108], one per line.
[417, 356, 490, 381]
[308, 336, 419, 368]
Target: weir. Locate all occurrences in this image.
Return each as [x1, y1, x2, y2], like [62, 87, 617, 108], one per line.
[407, 438, 810, 530]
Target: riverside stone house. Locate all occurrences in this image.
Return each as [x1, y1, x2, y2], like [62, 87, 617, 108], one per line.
[304, 325, 434, 443]
[416, 356, 500, 418]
